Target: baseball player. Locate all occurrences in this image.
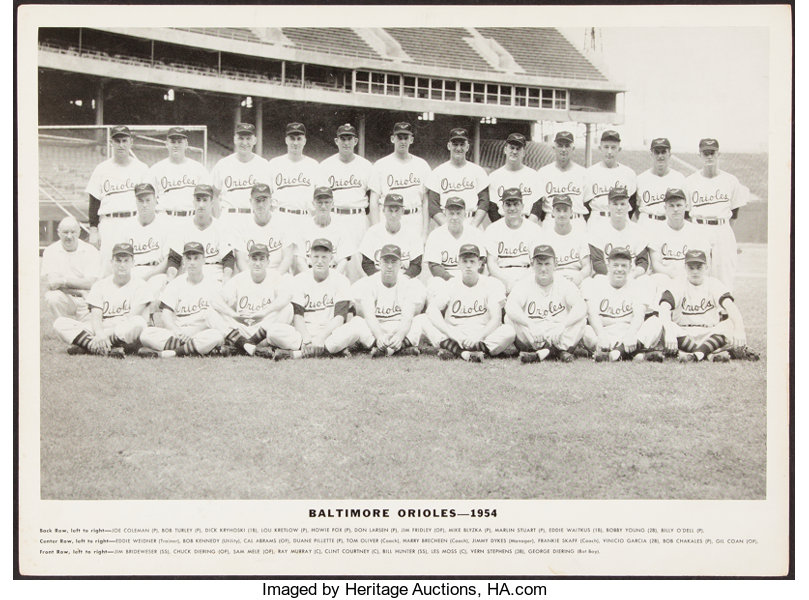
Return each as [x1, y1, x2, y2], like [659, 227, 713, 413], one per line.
[368, 121, 431, 241]
[648, 188, 709, 284]
[685, 138, 749, 290]
[587, 186, 650, 279]
[581, 247, 664, 362]
[318, 123, 373, 280]
[635, 137, 687, 235]
[584, 130, 637, 230]
[426, 127, 490, 228]
[483, 187, 543, 294]
[41, 216, 101, 319]
[360, 193, 424, 279]
[139, 241, 227, 357]
[504, 244, 587, 363]
[273, 238, 363, 359]
[148, 127, 209, 222]
[167, 184, 235, 284]
[212, 243, 299, 358]
[658, 249, 752, 362]
[529, 131, 587, 232]
[210, 123, 271, 227]
[86, 125, 150, 249]
[543, 194, 591, 286]
[421, 244, 515, 362]
[267, 122, 321, 238]
[486, 133, 538, 221]
[293, 187, 352, 275]
[231, 183, 294, 276]
[54, 242, 150, 357]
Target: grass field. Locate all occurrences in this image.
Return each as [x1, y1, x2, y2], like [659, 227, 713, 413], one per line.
[39, 245, 768, 500]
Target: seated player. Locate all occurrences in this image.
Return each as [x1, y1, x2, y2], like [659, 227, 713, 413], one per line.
[421, 244, 515, 362]
[581, 248, 664, 362]
[53, 242, 149, 357]
[139, 242, 226, 357]
[212, 243, 299, 358]
[505, 244, 587, 363]
[231, 183, 294, 276]
[543, 194, 591, 286]
[293, 186, 352, 275]
[360, 193, 424, 279]
[658, 249, 757, 362]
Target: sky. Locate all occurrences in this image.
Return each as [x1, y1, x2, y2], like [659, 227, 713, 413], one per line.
[558, 27, 771, 152]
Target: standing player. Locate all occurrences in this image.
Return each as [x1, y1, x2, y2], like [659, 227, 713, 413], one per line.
[139, 242, 227, 357]
[368, 122, 431, 241]
[648, 188, 708, 284]
[422, 244, 515, 362]
[267, 122, 321, 238]
[486, 133, 537, 222]
[293, 187, 352, 275]
[588, 187, 649, 279]
[504, 245, 587, 363]
[149, 127, 209, 223]
[54, 242, 149, 357]
[685, 138, 749, 290]
[360, 193, 424, 279]
[483, 187, 543, 294]
[583, 130, 637, 230]
[210, 123, 270, 228]
[86, 125, 150, 249]
[635, 138, 687, 235]
[529, 131, 587, 231]
[426, 128, 489, 228]
[543, 195, 591, 286]
[231, 183, 294, 276]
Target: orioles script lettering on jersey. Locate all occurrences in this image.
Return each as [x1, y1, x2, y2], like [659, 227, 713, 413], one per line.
[130, 237, 161, 254]
[641, 189, 665, 206]
[681, 296, 716, 315]
[451, 299, 487, 318]
[303, 293, 334, 313]
[496, 182, 533, 198]
[224, 174, 257, 190]
[440, 177, 476, 193]
[439, 251, 459, 268]
[555, 249, 580, 267]
[386, 173, 421, 190]
[604, 242, 632, 256]
[527, 300, 565, 320]
[176, 297, 209, 316]
[103, 178, 136, 194]
[275, 172, 311, 189]
[328, 174, 363, 191]
[238, 295, 272, 313]
[545, 181, 581, 196]
[160, 174, 197, 192]
[690, 188, 731, 207]
[599, 298, 633, 318]
[591, 180, 625, 197]
[661, 243, 689, 261]
[204, 243, 219, 259]
[497, 241, 530, 258]
[376, 304, 403, 320]
[247, 237, 283, 253]
[102, 299, 130, 317]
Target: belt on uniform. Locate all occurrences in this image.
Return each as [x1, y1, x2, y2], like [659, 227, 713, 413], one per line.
[648, 214, 667, 221]
[403, 207, 420, 215]
[136, 261, 160, 267]
[594, 211, 609, 217]
[226, 208, 251, 214]
[278, 207, 308, 215]
[333, 207, 365, 215]
[164, 209, 192, 217]
[694, 217, 726, 225]
[101, 211, 135, 219]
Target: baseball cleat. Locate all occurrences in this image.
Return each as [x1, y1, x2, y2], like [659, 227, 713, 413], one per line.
[557, 350, 574, 363]
[66, 344, 88, 355]
[369, 346, 385, 358]
[461, 351, 484, 363]
[572, 344, 591, 358]
[645, 351, 665, 362]
[730, 346, 761, 361]
[108, 347, 126, 359]
[243, 343, 257, 356]
[677, 351, 698, 363]
[397, 346, 421, 357]
[593, 350, 609, 363]
[710, 351, 731, 363]
[253, 347, 275, 359]
[273, 349, 294, 361]
[419, 345, 439, 356]
[217, 344, 238, 357]
[520, 351, 539, 364]
[437, 348, 456, 360]
[137, 348, 176, 358]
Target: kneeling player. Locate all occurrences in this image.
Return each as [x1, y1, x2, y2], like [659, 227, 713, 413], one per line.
[581, 248, 664, 362]
[422, 244, 515, 362]
[658, 250, 755, 362]
[505, 244, 587, 363]
[54, 242, 149, 357]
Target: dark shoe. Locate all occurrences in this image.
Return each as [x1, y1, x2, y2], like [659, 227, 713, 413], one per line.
[108, 347, 126, 359]
[644, 351, 665, 362]
[397, 346, 420, 357]
[137, 347, 176, 358]
[273, 349, 294, 361]
[254, 347, 275, 359]
[437, 348, 456, 360]
[520, 351, 539, 364]
[66, 344, 87, 355]
[710, 351, 731, 363]
[557, 350, 574, 363]
[217, 344, 238, 357]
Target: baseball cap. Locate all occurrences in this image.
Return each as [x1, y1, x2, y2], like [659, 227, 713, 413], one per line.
[110, 125, 132, 138]
[505, 133, 526, 147]
[650, 137, 671, 150]
[235, 123, 256, 136]
[608, 186, 630, 202]
[167, 127, 188, 139]
[393, 122, 413, 135]
[449, 127, 469, 142]
[664, 188, 687, 203]
[458, 244, 481, 258]
[112, 242, 135, 257]
[379, 244, 402, 260]
[444, 197, 466, 210]
[248, 243, 270, 258]
[310, 238, 334, 253]
[601, 130, 621, 143]
[134, 182, 156, 197]
[183, 241, 205, 256]
[193, 184, 214, 198]
[251, 183, 272, 199]
[336, 123, 358, 137]
[286, 122, 306, 136]
[552, 194, 573, 208]
[383, 193, 404, 208]
[554, 131, 574, 145]
[500, 187, 523, 203]
[532, 244, 556, 260]
[313, 186, 334, 200]
[684, 249, 708, 264]
[608, 247, 633, 261]
[699, 138, 719, 152]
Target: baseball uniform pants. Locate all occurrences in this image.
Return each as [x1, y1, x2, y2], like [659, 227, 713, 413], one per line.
[351, 315, 423, 350]
[582, 316, 663, 352]
[418, 315, 516, 355]
[54, 314, 147, 347]
[297, 318, 366, 354]
[510, 317, 586, 352]
[218, 308, 299, 350]
[666, 319, 736, 349]
[44, 290, 89, 320]
[140, 309, 226, 355]
[696, 223, 737, 290]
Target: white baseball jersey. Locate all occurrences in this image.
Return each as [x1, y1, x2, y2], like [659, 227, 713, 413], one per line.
[319, 153, 373, 210]
[220, 270, 293, 321]
[584, 162, 638, 214]
[424, 224, 487, 277]
[294, 219, 352, 268]
[290, 270, 352, 328]
[588, 220, 649, 274]
[170, 218, 234, 276]
[487, 164, 538, 217]
[649, 221, 709, 277]
[118, 215, 171, 267]
[210, 153, 271, 211]
[685, 170, 749, 220]
[160, 273, 220, 326]
[369, 153, 431, 211]
[361, 273, 421, 324]
[267, 155, 320, 212]
[360, 223, 423, 271]
[636, 169, 688, 216]
[149, 157, 210, 212]
[425, 160, 489, 215]
[483, 218, 543, 286]
[508, 275, 582, 324]
[231, 217, 292, 272]
[582, 275, 640, 328]
[41, 240, 101, 283]
[86, 275, 150, 321]
[661, 276, 732, 328]
[534, 162, 587, 215]
[544, 227, 590, 272]
[433, 275, 506, 329]
[85, 157, 150, 215]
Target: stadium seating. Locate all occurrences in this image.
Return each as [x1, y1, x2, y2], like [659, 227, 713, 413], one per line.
[281, 28, 382, 60]
[384, 28, 495, 73]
